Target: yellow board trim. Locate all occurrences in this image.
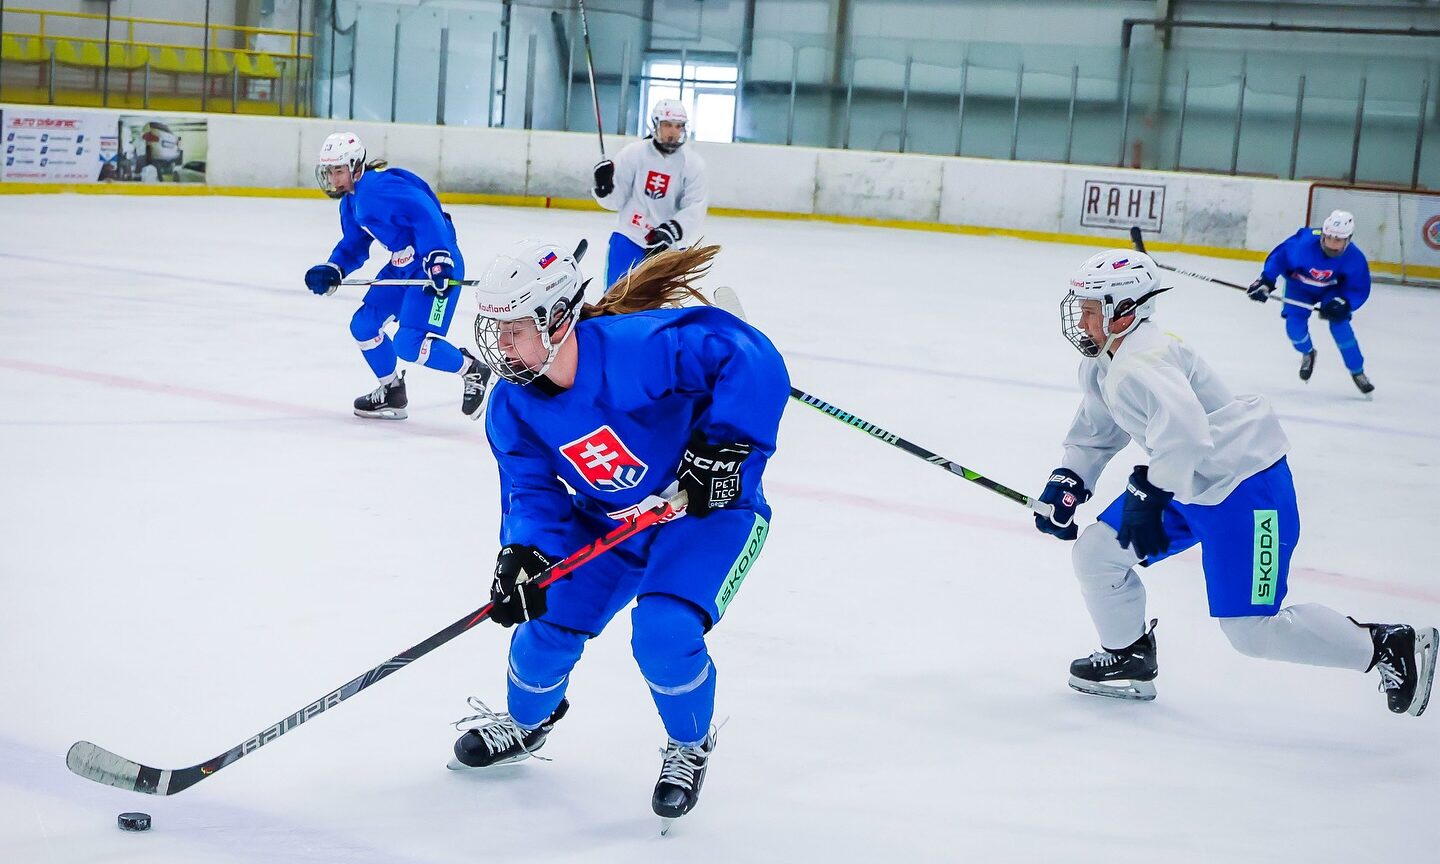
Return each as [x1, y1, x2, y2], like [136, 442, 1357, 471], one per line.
[3, 180, 1436, 279]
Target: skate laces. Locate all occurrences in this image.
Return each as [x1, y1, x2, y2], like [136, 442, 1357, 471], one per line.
[452, 697, 553, 762]
[1376, 659, 1403, 692]
[657, 725, 721, 790]
[364, 381, 388, 404]
[1088, 649, 1119, 667]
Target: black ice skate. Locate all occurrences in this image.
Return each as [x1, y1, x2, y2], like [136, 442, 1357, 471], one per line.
[1359, 622, 1438, 717]
[653, 730, 717, 835]
[1298, 349, 1317, 382]
[459, 348, 492, 419]
[447, 698, 568, 769]
[1351, 371, 1375, 396]
[353, 372, 408, 420]
[1069, 620, 1159, 701]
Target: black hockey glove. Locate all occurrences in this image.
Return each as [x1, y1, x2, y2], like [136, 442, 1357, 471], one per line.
[1115, 466, 1174, 561]
[1318, 296, 1351, 322]
[676, 433, 752, 518]
[489, 544, 557, 628]
[1246, 277, 1274, 303]
[305, 262, 343, 297]
[1034, 467, 1091, 541]
[422, 250, 456, 297]
[644, 220, 682, 254]
[593, 159, 616, 198]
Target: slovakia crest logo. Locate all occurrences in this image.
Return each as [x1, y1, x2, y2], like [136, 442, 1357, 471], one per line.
[644, 170, 671, 199]
[1307, 267, 1334, 282]
[560, 425, 649, 492]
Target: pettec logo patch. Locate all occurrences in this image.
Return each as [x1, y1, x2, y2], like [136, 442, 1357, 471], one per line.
[538, 251, 557, 269]
[560, 425, 648, 492]
[644, 170, 671, 199]
[391, 245, 415, 267]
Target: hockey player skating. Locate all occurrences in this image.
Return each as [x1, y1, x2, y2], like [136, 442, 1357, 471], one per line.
[591, 99, 708, 291]
[1247, 210, 1374, 394]
[1034, 249, 1434, 714]
[304, 132, 491, 419]
[448, 241, 788, 831]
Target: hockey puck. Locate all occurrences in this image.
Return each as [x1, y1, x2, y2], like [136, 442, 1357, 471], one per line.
[117, 812, 151, 832]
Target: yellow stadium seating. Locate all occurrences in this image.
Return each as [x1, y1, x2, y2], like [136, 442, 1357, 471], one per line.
[235, 51, 281, 79]
[1, 34, 49, 63]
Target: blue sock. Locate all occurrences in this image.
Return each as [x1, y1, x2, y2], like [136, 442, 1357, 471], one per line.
[506, 621, 586, 729]
[632, 594, 715, 745]
[1329, 320, 1365, 373]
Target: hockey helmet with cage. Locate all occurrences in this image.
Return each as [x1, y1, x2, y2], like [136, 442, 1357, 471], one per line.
[472, 240, 589, 385]
[1061, 250, 1169, 357]
[316, 132, 367, 199]
[1320, 209, 1355, 256]
[650, 99, 689, 154]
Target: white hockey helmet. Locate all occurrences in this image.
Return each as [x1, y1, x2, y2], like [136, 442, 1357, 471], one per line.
[472, 240, 588, 385]
[1322, 209, 1355, 240]
[316, 132, 366, 198]
[1061, 249, 1169, 357]
[650, 98, 688, 154]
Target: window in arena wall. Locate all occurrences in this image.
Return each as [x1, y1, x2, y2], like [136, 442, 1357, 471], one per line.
[638, 57, 737, 144]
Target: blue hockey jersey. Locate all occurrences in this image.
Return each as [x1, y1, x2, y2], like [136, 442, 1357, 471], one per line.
[485, 306, 790, 553]
[1261, 227, 1371, 310]
[327, 167, 460, 276]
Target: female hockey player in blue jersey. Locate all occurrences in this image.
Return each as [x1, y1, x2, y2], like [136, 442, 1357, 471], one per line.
[447, 241, 789, 829]
[304, 132, 490, 419]
[1247, 209, 1374, 394]
[1034, 249, 1434, 714]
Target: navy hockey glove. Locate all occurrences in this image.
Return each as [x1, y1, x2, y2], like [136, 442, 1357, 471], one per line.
[593, 159, 616, 198]
[644, 220, 682, 254]
[305, 262, 343, 297]
[676, 433, 752, 518]
[1318, 296, 1351, 322]
[1115, 466, 1174, 561]
[1034, 467, 1091, 541]
[489, 544, 557, 628]
[422, 250, 456, 297]
[1247, 277, 1274, 303]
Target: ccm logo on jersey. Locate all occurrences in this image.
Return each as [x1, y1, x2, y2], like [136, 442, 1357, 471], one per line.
[391, 246, 415, 267]
[560, 425, 649, 492]
[643, 170, 672, 199]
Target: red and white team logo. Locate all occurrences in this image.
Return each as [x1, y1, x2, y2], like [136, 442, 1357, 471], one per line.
[643, 170, 671, 200]
[560, 425, 649, 492]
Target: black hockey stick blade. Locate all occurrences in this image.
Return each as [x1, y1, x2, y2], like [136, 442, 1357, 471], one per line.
[64, 493, 685, 796]
[573, 237, 589, 263]
[1129, 225, 1149, 254]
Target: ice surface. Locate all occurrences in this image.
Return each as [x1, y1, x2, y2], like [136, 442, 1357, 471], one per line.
[2, 194, 1437, 863]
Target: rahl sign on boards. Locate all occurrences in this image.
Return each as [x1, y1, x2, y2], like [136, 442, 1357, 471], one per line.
[1081, 180, 1165, 233]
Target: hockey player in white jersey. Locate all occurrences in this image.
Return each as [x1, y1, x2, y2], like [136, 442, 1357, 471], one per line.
[591, 99, 708, 290]
[1033, 249, 1435, 714]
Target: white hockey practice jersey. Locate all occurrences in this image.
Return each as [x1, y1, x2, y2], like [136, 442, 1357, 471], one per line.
[1060, 322, 1290, 505]
[593, 138, 708, 247]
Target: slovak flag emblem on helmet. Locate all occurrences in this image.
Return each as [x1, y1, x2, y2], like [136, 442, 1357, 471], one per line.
[1111, 258, 1130, 269]
[560, 425, 649, 492]
[538, 251, 557, 269]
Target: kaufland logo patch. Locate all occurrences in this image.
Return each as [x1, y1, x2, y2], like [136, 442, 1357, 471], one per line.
[538, 251, 557, 269]
[559, 425, 649, 492]
[644, 170, 671, 199]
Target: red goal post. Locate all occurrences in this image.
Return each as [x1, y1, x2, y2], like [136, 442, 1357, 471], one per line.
[1306, 183, 1440, 288]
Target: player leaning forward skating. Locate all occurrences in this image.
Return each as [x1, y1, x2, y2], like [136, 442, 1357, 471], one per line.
[591, 99, 708, 291]
[447, 241, 789, 830]
[1247, 209, 1375, 395]
[1034, 250, 1435, 714]
[304, 132, 491, 419]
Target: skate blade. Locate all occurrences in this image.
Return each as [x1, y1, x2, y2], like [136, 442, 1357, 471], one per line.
[445, 752, 531, 771]
[1069, 675, 1156, 702]
[1408, 627, 1438, 717]
[354, 407, 408, 420]
[659, 817, 675, 836]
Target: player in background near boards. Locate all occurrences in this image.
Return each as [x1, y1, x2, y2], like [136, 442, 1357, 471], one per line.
[1248, 210, 1375, 395]
[1033, 249, 1435, 714]
[591, 99, 709, 292]
[304, 132, 491, 420]
[447, 241, 789, 831]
